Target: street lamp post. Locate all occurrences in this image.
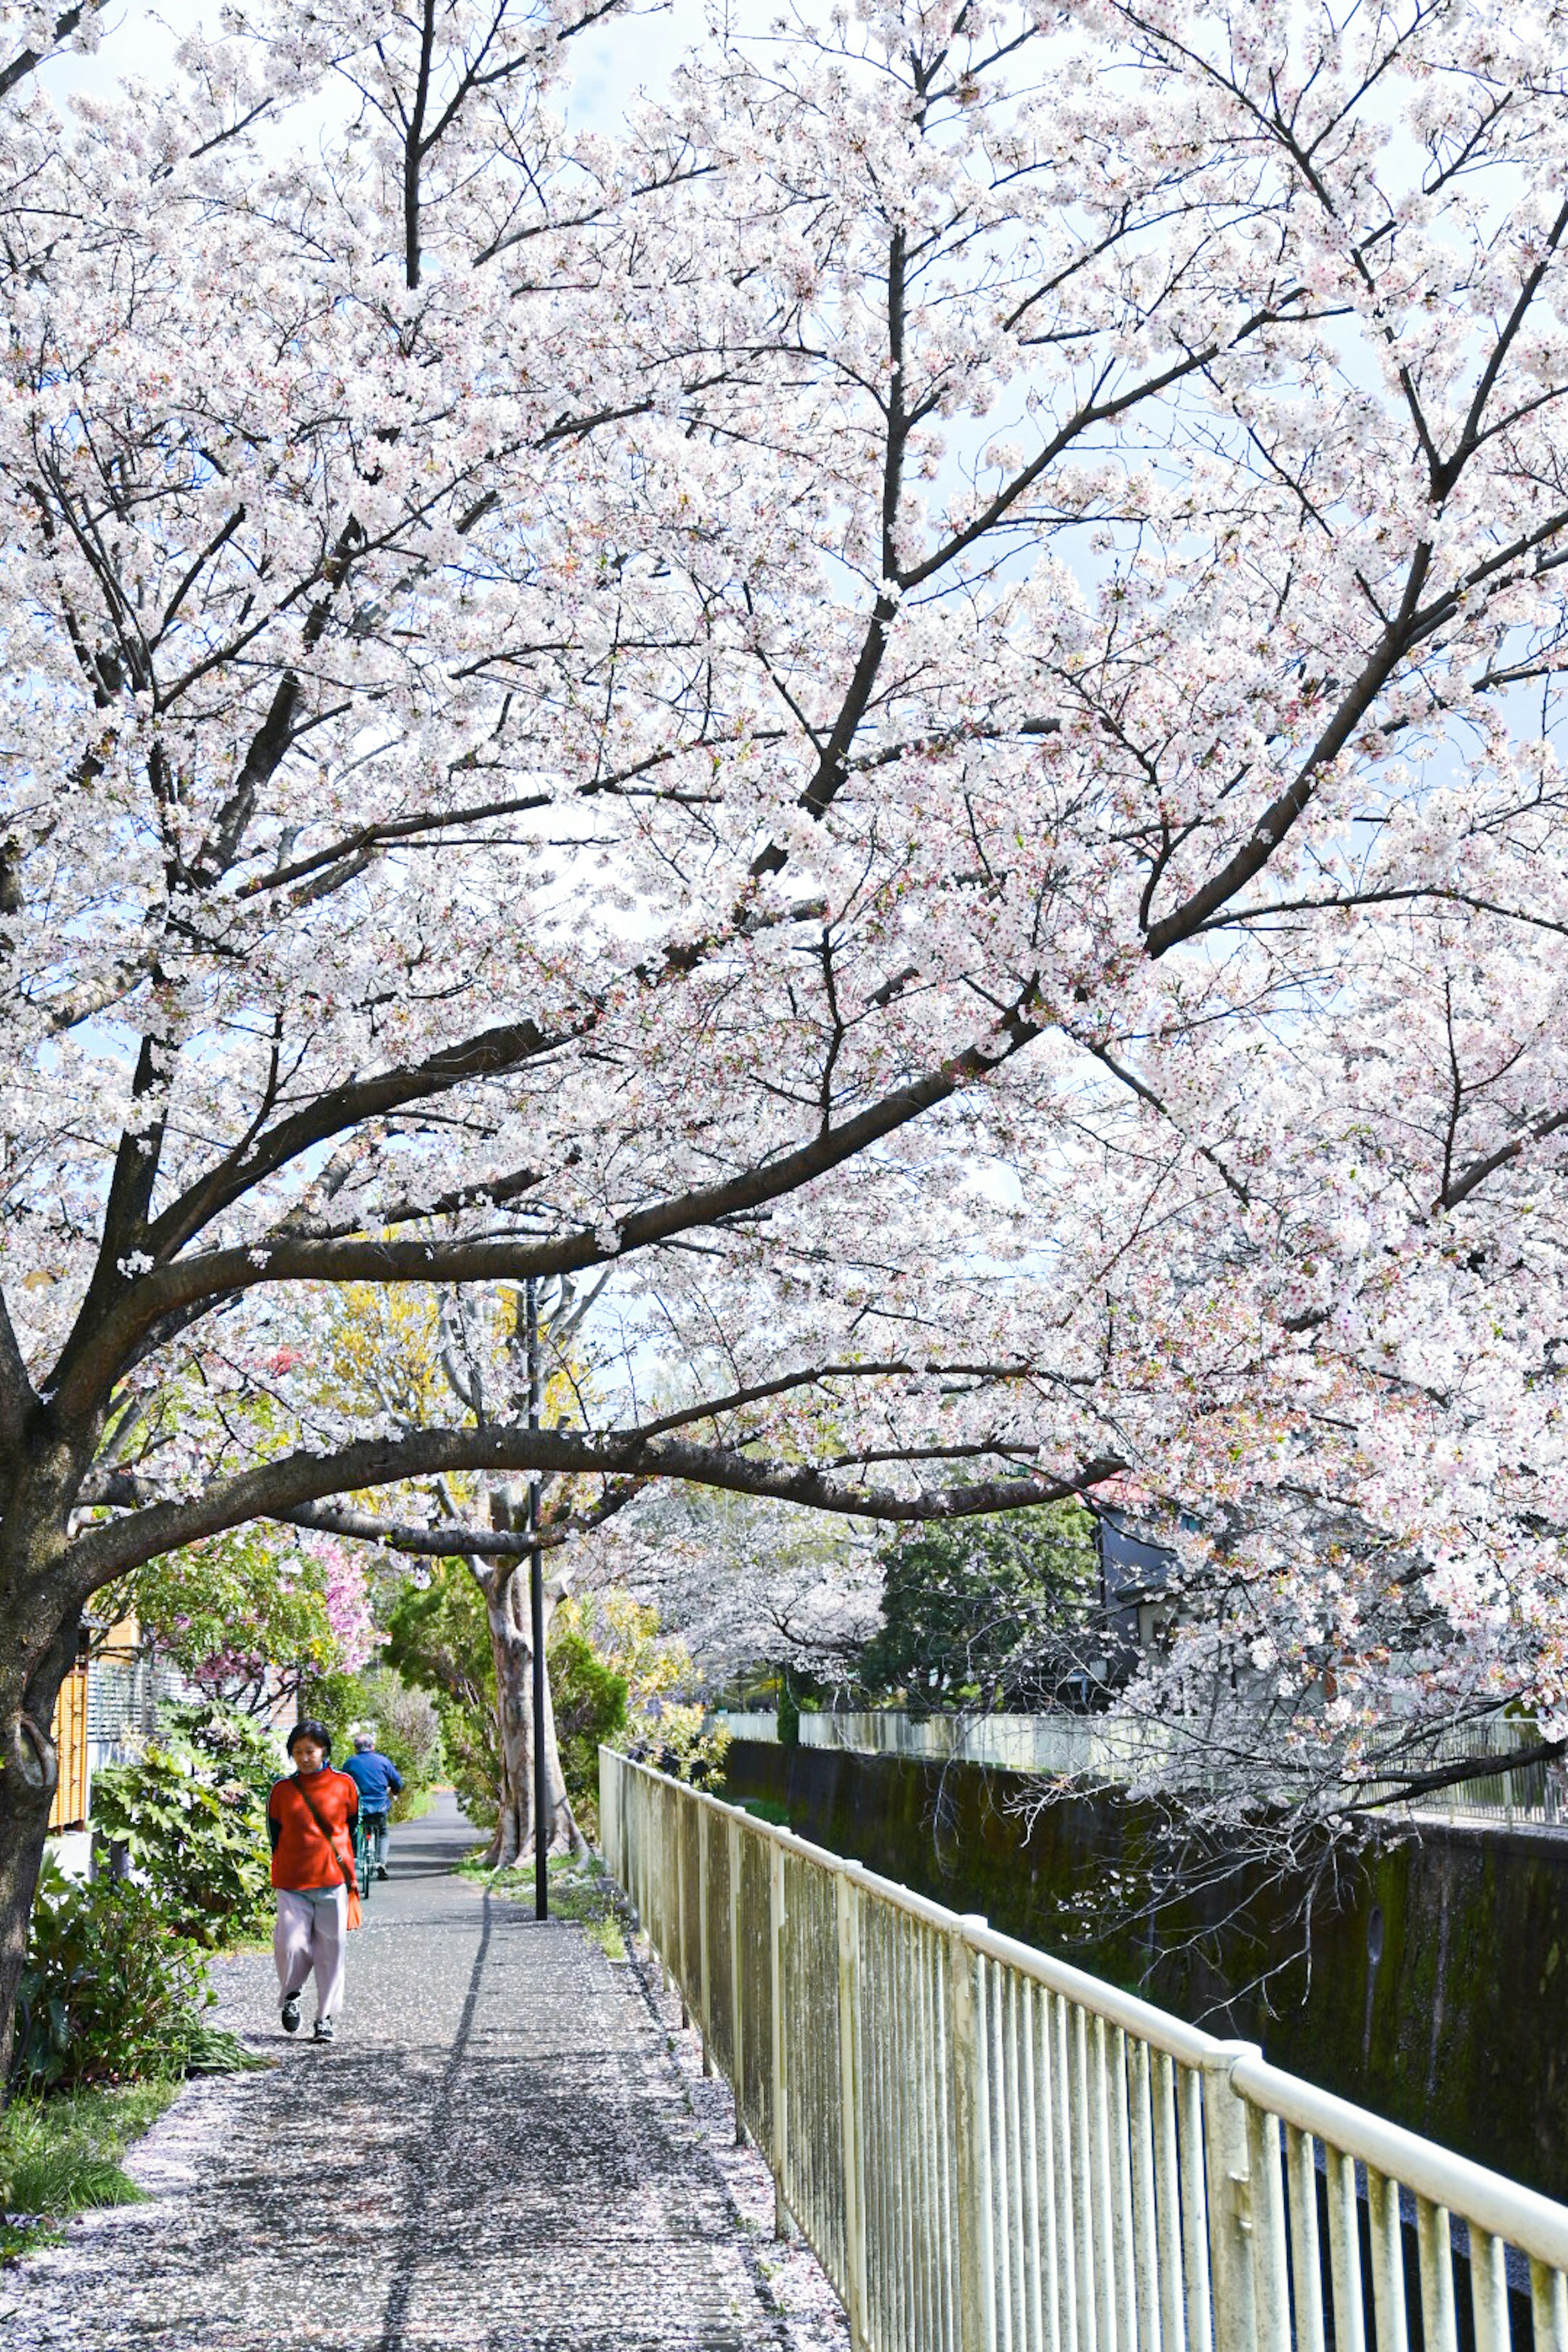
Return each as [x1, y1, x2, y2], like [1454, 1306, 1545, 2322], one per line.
[526, 1275, 548, 1922]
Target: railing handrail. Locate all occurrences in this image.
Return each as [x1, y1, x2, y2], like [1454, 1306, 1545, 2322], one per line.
[710, 1703, 1568, 1831]
[665, 1766, 1221, 2069]
[606, 1750, 1568, 2352]
[1229, 2051, 1568, 2272]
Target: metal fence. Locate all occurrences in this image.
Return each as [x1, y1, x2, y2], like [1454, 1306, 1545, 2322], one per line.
[800, 1711, 1143, 1775]
[1374, 1718, 1568, 1830]
[602, 1746, 1568, 2352]
[754, 1710, 1165, 1781]
[713, 1708, 1567, 1829]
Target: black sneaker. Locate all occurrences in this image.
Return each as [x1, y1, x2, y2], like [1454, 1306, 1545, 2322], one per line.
[375, 1864, 388, 1880]
[281, 1996, 301, 2035]
[311, 2016, 335, 2045]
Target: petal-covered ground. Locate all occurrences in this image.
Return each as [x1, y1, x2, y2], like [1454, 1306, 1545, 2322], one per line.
[0, 1797, 849, 2352]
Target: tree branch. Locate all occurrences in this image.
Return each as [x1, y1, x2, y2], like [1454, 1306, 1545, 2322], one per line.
[0, 0, 102, 99]
[1439, 1102, 1568, 1211]
[67, 1428, 1125, 1591]
[55, 1002, 1044, 1417]
[1144, 541, 1433, 955]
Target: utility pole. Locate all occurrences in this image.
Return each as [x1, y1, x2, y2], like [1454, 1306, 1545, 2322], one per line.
[526, 1274, 548, 1922]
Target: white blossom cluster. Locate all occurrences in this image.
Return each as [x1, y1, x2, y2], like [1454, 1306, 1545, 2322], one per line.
[3, 0, 1568, 1843]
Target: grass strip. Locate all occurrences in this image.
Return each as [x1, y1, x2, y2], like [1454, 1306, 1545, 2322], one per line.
[0, 2080, 178, 2262]
[459, 1847, 629, 1959]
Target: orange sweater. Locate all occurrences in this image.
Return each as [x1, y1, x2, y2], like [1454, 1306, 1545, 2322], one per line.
[267, 1768, 359, 1892]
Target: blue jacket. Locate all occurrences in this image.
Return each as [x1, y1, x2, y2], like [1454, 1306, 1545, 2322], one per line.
[342, 1749, 404, 1811]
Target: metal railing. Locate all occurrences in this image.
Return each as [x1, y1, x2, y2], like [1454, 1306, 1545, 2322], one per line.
[711, 1708, 1164, 1777]
[714, 1707, 1568, 1828]
[812, 1710, 1165, 1780]
[602, 1746, 1568, 2352]
[1369, 1718, 1568, 1830]
[715, 1708, 785, 1744]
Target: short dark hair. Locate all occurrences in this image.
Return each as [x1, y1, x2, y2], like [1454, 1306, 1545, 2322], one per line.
[287, 1719, 332, 1757]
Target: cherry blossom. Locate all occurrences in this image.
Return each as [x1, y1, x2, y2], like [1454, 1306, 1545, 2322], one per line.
[3, 0, 1568, 2061]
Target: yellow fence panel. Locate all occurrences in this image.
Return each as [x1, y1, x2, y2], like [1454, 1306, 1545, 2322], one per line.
[48, 1662, 91, 1831]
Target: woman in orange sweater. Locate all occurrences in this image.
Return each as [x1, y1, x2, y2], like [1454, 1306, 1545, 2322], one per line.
[267, 1721, 360, 2044]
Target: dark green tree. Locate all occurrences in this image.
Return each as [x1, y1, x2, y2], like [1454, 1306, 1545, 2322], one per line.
[383, 1564, 500, 1830]
[857, 1503, 1096, 1715]
[548, 1635, 628, 1828]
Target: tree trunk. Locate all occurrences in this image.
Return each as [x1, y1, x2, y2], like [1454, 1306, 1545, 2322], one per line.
[0, 1573, 84, 2091]
[481, 1566, 582, 1869]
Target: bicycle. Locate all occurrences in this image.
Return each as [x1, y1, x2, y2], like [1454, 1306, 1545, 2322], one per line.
[357, 1809, 390, 1888]
[352, 1813, 376, 1901]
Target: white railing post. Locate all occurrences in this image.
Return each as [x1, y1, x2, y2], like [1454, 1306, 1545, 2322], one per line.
[729, 1811, 746, 2142]
[771, 1838, 792, 2240]
[837, 1865, 871, 2352]
[949, 1914, 996, 2352]
[1201, 2045, 1263, 2352]
[675, 1794, 689, 2027]
[1243, 2093, 1292, 2352]
[697, 1801, 713, 2076]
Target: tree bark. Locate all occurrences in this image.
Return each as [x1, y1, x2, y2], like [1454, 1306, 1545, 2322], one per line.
[480, 1564, 581, 1869]
[0, 1551, 86, 2089]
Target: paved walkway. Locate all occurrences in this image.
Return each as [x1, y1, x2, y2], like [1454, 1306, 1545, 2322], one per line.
[0, 1797, 820, 2352]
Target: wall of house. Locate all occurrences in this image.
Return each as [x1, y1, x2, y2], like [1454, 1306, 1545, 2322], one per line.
[720, 1737, 1568, 2203]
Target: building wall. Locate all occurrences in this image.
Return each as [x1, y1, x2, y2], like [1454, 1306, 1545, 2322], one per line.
[721, 1737, 1568, 2205]
[47, 1616, 195, 1844]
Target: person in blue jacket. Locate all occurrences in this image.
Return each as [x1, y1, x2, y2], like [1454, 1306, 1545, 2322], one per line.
[342, 1731, 403, 1880]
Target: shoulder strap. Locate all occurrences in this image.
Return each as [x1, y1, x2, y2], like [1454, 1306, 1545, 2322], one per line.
[292, 1774, 355, 1895]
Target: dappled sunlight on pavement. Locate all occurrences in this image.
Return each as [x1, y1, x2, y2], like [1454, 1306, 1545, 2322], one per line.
[0, 1795, 837, 2352]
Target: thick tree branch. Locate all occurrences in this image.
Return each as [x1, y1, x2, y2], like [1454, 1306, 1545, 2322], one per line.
[277, 1499, 537, 1557]
[0, 0, 102, 99]
[1439, 1103, 1568, 1211]
[1144, 542, 1433, 955]
[67, 1426, 1126, 1591]
[1350, 1735, 1568, 1815]
[55, 1004, 1044, 1418]
[273, 1473, 645, 1558]
[143, 1013, 575, 1265]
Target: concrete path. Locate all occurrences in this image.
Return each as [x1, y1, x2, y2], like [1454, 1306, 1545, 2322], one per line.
[0, 1797, 822, 2352]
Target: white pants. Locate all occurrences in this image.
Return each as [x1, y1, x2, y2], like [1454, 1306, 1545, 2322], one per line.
[274, 1886, 347, 2020]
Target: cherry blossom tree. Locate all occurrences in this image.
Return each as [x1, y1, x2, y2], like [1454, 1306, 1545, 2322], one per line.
[4, 0, 1568, 2078]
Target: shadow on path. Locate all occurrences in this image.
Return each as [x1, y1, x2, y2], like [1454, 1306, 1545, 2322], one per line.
[0, 1793, 786, 2352]
[372, 1886, 492, 2352]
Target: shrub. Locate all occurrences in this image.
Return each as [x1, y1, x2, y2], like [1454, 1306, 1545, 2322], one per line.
[11, 1865, 252, 2094]
[307, 1664, 443, 1821]
[550, 1632, 628, 1831]
[90, 1699, 276, 1946]
[155, 1697, 281, 1800]
[555, 1592, 730, 1795]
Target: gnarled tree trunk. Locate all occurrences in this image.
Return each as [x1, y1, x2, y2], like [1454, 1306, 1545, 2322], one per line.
[0, 1426, 101, 2090]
